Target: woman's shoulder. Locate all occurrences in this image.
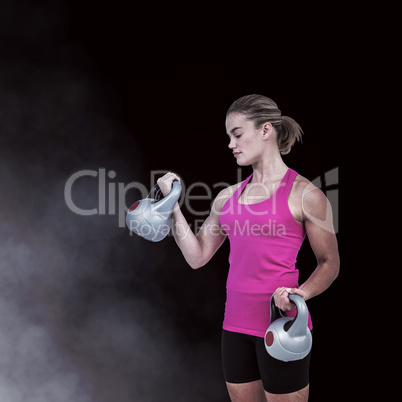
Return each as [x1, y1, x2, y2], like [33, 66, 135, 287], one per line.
[293, 172, 323, 195]
[220, 181, 243, 196]
[212, 180, 244, 213]
[292, 172, 311, 193]
[292, 172, 327, 207]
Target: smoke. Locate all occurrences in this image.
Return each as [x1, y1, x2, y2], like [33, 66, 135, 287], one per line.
[0, 2, 227, 401]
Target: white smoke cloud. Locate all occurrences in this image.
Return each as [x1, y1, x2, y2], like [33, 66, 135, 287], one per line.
[0, 2, 227, 401]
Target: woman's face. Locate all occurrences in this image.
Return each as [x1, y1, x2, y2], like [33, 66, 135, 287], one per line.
[225, 113, 264, 166]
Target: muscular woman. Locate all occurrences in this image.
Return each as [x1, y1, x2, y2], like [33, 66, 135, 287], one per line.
[157, 94, 340, 402]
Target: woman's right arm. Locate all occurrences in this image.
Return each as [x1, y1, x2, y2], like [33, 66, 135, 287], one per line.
[157, 172, 234, 269]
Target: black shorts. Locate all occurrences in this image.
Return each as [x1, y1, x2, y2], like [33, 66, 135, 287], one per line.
[221, 329, 312, 394]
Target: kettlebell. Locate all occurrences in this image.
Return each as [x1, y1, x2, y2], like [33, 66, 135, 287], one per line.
[264, 293, 312, 362]
[126, 181, 182, 242]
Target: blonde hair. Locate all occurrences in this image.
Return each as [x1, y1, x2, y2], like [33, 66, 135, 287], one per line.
[226, 94, 303, 155]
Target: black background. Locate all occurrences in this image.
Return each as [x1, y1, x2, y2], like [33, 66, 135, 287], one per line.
[0, 1, 354, 401]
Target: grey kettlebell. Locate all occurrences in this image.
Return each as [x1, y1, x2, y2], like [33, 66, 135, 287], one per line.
[126, 181, 182, 242]
[264, 293, 312, 362]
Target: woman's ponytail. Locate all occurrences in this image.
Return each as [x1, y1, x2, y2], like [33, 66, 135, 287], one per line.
[276, 115, 303, 155]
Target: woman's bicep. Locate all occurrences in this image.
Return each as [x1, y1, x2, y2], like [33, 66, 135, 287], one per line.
[194, 188, 233, 266]
[195, 208, 227, 266]
[303, 188, 339, 264]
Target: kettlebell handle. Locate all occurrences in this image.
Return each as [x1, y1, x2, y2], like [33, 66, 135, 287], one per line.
[152, 180, 182, 213]
[168, 180, 182, 199]
[270, 294, 286, 323]
[148, 181, 181, 202]
[148, 184, 162, 202]
[270, 293, 309, 337]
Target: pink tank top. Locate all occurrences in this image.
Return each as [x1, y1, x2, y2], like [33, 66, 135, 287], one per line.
[220, 168, 313, 338]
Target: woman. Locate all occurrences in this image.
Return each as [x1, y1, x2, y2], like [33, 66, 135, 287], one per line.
[157, 94, 340, 402]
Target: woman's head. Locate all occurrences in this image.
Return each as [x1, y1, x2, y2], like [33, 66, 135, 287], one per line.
[226, 94, 303, 158]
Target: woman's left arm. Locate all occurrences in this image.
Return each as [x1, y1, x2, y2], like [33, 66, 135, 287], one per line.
[297, 186, 340, 300]
[274, 186, 340, 310]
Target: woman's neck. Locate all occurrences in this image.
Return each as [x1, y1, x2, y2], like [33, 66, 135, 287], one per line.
[251, 152, 288, 183]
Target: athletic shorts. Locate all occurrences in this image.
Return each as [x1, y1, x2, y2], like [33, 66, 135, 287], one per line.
[221, 329, 312, 394]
